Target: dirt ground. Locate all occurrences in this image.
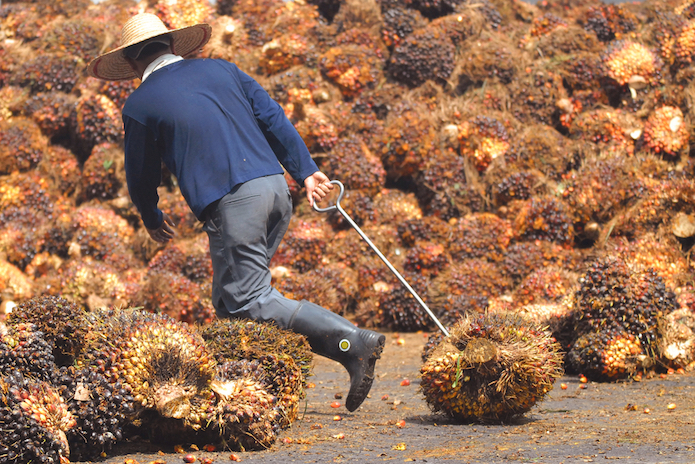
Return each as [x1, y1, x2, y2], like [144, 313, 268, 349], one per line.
[93, 332, 695, 464]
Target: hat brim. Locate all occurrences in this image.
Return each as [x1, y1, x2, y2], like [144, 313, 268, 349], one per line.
[88, 23, 212, 81]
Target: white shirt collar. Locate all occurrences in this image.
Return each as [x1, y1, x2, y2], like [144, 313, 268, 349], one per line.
[142, 54, 184, 82]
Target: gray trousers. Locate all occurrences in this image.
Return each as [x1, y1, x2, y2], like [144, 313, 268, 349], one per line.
[202, 174, 301, 328]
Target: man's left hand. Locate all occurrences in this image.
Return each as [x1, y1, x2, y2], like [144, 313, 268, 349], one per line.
[146, 212, 177, 243]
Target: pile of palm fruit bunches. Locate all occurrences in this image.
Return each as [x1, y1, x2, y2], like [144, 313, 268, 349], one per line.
[0, 296, 313, 463]
[3, 0, 695, 456]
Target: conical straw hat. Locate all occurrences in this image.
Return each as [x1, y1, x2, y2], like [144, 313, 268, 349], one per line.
[88, 13, 212, 81]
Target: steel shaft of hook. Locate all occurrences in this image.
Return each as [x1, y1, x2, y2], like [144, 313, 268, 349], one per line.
[314, 180, 450, 337]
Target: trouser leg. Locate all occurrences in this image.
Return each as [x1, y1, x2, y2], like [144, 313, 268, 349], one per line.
[203, 174, 298, 326]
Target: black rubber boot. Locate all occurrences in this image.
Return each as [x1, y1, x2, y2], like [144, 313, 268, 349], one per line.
[288, 300, 386, 412]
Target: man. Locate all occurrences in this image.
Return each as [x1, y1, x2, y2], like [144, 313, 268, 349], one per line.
[88, 13, 385, 412]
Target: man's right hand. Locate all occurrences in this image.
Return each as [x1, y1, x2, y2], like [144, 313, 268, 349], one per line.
[146, 212, 176, 243]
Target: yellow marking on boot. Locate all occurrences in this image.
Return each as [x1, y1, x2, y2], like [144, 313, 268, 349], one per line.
[339, 339, 351, 352]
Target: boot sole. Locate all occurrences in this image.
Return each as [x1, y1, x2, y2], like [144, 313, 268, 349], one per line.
[346, 334, 386, 412]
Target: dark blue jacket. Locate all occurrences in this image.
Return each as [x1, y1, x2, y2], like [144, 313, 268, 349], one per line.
[122, 58, 318, 229]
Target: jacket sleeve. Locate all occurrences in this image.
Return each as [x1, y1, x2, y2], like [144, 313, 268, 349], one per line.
[235, 65, 319, 184]
[123, 115, 164, 230]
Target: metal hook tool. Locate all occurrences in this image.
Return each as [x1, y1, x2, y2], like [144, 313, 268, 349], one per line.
[313, 180, 450, 337]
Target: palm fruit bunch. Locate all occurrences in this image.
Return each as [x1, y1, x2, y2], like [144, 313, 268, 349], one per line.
[54, 257, 140, 310]
[501, 240, 580, 286]
[53, 365, 135, 461]
[0, 323, 56, 383]
[429, 259, 512, 316]
[403, 240, 449, 278]
[509, 67, 567, 127]
[271, 218, 328, 273]
[561, 155, 646, 237]
[526, 13, 567, 39]
[674, 18, 695, 66]
[293, 105, 339, 153]
[567, 108, 639, 156]
[582, 4, 636, 43]
[275, 264, 358, 316]
[0, 118, 46, 175]
[457, 115, 511, 172]
[492, 171, 538, 206]
[0, 171, 55, 228]
[381, 7, 427, 49]
[512, 267, 577, 307]
[207, 365, 281, 451]
[420, 311, 563, 423]
[8, 54, 81, 94]
[512, 196, 575, 246]
[39, 17, 102, 62]
[375, 271, 434, 331]
[77, 142, 125, 202]
[448, 213, 513, 263]
[0, 370, 75, 464]
[198, 318, 312, 422]
[456, 32, 516, 91]
[321, 135, 386, 196]
[569, 256, 679, 379]
[318, 44, 382, 99]
[415, 147, 484, 220]
[69, 93, 123, 161]
[98, 79, 139, 109]
[609, 233, 691, 291]
[7, 296, 89, 366]
[18, 93, 76, 140]
[397, 216, 451, 249]
[388, 25, 455, 88]
[566, 327, 647, 380]
[642, 106, 689, 157]
[151, 0, 214, 30]
[76, 308, 216, 430]
[0, 218, 41, 272]
[259, 34, 311, 76]
[200, 318, 313, 380]
[215, 354, 299, 429]
[377, 101, 437, 183]
[600, 40, 663, 88]
[68, 205, 135, 261]
[136, 268, 214, 324]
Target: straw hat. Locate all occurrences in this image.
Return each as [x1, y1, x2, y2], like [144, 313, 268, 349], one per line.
[88, 13, 212, 81]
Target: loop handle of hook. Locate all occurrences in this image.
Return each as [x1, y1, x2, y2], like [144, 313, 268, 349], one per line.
[312, 179, 345, 213]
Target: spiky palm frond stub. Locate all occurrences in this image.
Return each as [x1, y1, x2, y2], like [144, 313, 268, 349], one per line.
[420, 312, 563, 423]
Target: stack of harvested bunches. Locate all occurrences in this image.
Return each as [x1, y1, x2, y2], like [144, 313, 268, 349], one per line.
[0, 296, 313, 462]
[2, 0, 695, 442]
